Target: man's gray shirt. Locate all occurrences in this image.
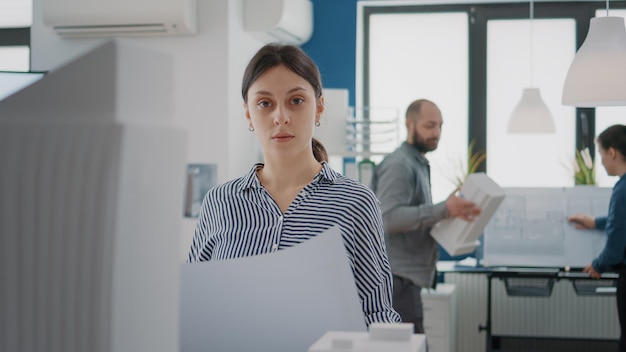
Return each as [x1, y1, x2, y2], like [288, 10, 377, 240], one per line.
[371, 142, 449, 288]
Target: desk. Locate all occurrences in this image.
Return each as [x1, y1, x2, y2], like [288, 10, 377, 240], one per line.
[438, 262, 619, 352]
[479, 268, 618, 352]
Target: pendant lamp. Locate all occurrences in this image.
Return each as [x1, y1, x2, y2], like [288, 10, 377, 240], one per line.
[561, 1, 626, 107]
[508, 0, 555, 133]
[508, 88, 556, 133]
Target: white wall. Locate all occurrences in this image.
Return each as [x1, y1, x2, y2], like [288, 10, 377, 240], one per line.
[30, 0, 265, 261]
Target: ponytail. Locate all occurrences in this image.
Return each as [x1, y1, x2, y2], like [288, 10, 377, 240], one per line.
[312, 138, 328, 162]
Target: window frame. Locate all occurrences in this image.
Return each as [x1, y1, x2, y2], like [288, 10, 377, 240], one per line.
[0, 27, 29, 46]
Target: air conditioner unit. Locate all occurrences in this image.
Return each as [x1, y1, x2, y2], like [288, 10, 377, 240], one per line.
[42, 0, 197, 37]
[244, 0, 313, 45]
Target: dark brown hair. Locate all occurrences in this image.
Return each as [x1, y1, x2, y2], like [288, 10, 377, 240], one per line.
[312, 138, 328, 162]
[241, 44, 323, 103]
[597, 124, 626, 160]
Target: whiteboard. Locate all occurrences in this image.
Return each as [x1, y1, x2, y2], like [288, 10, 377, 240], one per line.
[483, 186, 611, 268]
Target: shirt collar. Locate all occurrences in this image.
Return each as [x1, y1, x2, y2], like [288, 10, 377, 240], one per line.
[317, 161, 339, 184]
[401, 141, 429, 164]
[237, 163, 264, 192]
[237, 161, 337, 192]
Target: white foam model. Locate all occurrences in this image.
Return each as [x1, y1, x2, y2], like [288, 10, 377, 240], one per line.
[431, 173, 505, 256]
[0, 40, 186, 352]
[244, 0, 314, 45]
[42, 0, 197, 37]
[308, 323, 426, 352]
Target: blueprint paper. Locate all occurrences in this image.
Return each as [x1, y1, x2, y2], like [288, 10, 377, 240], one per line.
[483, 187, 611, 268]
[179, 225, 366, 352]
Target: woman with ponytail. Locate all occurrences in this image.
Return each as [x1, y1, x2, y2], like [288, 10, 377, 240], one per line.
[569, 124, 626, 351]
[187, 43, 400, 327]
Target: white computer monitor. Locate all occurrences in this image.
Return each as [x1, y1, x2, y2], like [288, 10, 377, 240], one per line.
[0, 71, 45, 101]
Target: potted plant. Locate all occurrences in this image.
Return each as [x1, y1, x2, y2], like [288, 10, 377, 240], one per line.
[573, 147, 595, 185]
[449, 139, 487, 188]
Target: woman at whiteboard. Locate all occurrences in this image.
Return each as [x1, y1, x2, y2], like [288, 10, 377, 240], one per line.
[568, 124, 626, 352]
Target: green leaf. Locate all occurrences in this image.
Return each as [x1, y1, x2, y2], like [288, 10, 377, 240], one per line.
[444, 139, 487, 188]
[466, 139, 486, 177]
[574, 148, 595, 185]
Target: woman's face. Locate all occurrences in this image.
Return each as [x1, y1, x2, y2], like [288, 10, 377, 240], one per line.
[244, 65, 323, 161]
[598, 144, 617, 176]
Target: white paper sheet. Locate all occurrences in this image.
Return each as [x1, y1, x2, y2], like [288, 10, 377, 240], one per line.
[179, 225, 366, 352]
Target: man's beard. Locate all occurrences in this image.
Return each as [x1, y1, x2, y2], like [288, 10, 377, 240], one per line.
[410, 129, 438, 153]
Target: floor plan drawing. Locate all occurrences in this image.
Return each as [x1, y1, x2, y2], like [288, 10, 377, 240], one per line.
[483, 187, 611, 268]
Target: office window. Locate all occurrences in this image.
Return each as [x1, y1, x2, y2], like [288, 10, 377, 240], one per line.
[595, 106, 626, 187]
[361, 2, 626, 196]
[367, 12, 469, 203]
[0, 0, 32, 72]
[0, 0, 31, 27]
[0, 46, 29, 71]
[486, 18, 576, 187]
[594, 9, 626, 188]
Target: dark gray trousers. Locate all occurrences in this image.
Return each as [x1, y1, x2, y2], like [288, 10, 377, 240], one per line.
[392, 275, 424, 334]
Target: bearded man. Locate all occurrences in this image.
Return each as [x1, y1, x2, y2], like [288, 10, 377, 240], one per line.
[371, 98, 481, 333]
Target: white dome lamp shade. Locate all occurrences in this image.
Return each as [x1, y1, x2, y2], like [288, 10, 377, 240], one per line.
[508, 0, 555, 134]
[508, 87, 556, 133]
[562, 16, 626, 107]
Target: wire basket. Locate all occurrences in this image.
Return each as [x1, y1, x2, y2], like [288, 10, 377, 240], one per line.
[503, 277, 555, 297]
[572, 279, 617, 296]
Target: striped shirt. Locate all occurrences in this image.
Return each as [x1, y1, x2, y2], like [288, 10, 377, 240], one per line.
[187, 162, 401, 326]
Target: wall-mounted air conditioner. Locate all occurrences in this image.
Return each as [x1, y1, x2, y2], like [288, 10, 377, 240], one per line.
[244, 0, 313, 45]
[42, 0, 197, 37]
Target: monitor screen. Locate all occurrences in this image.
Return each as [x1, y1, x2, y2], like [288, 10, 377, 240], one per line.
[0, 71, 45, 101]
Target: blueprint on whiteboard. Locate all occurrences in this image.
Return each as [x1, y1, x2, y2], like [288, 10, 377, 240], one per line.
[483, 186, 611, 268]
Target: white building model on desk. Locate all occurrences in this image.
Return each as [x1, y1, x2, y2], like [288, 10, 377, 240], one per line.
[431, 172, 505, 256]
[308, 323, 426, 352]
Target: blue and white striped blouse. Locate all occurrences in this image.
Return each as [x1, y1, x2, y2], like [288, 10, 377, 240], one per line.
[187, 162, 401, 326]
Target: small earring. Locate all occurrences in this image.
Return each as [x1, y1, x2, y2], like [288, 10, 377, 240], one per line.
[315, 121, 321, 127]
[248, 125, 254, 132]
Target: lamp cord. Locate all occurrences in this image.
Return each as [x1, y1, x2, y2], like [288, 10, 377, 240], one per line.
[529, 0, 534, 87]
